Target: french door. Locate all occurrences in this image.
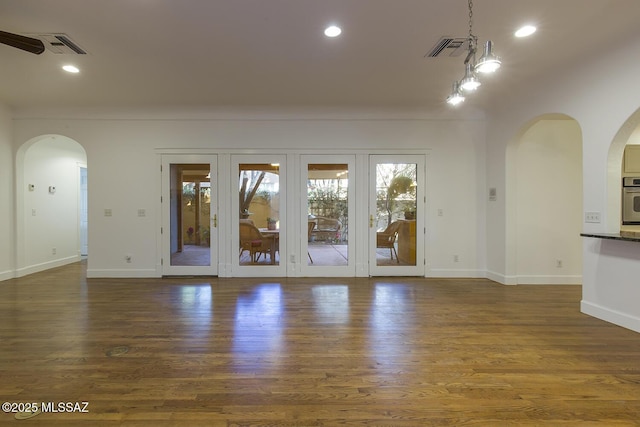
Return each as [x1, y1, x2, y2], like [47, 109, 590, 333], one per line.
[299, 155, 356, 276]
[161, 155, 218, 276]
[369, 155, 425, 276]
[231, 154, 287, 277]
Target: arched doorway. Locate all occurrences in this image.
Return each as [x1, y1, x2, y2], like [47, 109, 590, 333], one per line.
[606, 107, 640, 231]
[15, 135, 87, 276]
[506, 114, 583, 284]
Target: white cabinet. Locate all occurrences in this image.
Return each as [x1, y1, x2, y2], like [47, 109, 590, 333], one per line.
[624, 145, 640, 174]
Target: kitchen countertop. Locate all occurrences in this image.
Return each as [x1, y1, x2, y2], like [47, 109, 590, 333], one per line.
[581, 232, 640, 242]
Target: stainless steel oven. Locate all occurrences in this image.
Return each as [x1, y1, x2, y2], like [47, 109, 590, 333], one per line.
[622, 177, 640, 224]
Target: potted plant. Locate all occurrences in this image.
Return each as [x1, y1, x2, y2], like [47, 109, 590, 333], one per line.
[385, 175, 415, 226]
[199, 226, 210, 246]
[267, 217, 277, 230]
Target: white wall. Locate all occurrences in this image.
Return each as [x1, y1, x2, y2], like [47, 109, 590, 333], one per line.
[486, 31, 640, 331]
[515, 119, 582, 284]
[18, 136, 86, 276]
[11, 109, 487, 279]
[0, 104, 13, 281]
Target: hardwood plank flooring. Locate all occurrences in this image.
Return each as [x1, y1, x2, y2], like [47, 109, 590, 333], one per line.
[1, 261, 639, 426]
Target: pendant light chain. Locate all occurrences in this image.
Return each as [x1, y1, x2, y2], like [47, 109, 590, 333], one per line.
[446, 0, 502, 106]
[468, 0, 474, 39]
[467, 0, 477, 52]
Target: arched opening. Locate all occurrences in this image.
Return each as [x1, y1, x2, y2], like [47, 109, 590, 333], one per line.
[506, 114, 583, 284]
[15, 135, 87, 276]
[606, 107, 640, 231]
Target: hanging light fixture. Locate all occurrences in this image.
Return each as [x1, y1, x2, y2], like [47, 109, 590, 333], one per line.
[446, 0, 501, 104]
[460, 62, 481, 91]
[476, 40, 501, 73]
[446, 81, 465, 105]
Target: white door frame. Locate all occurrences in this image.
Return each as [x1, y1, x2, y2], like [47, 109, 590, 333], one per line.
[299, 154, 356, 277]
[160, 154, 219, 276]
[368, 154, 426, 276]
[231, 154, 288, 277]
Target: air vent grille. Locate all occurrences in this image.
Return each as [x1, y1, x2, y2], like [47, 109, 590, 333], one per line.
[31, 33, 87, 55]
[425, 37, 467, 58]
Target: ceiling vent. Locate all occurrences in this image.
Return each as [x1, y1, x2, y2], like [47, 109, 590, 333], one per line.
[31, 33, 87, 55]
[425, 37, 468, 58]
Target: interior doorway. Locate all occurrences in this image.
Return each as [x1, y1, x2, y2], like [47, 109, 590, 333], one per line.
[509, 116, 583, 284]
[16, 135, 87, 276]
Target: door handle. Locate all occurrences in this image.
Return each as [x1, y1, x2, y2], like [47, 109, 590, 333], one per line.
[213, 214, 217, 228]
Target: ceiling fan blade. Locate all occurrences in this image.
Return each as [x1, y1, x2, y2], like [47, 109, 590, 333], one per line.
[0, 30, 45, 55]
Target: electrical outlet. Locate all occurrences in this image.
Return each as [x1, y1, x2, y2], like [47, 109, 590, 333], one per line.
[52, 247, 57, 255]
[125, 254, 132, 263]
[585, 211, 601, 223]
[556, 259, 563, 268]
[453, 255, 459, 263]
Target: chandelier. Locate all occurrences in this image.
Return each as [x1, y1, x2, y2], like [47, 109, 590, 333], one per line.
[446, 0, 501, 105]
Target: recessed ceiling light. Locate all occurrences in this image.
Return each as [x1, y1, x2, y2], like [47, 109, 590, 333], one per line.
[324, 25, 342, 38]
[515, 25, 537, 38]
[62, 65, 80, 73]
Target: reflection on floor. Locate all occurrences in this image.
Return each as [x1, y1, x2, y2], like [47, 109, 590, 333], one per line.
[5, 263, 633, 425]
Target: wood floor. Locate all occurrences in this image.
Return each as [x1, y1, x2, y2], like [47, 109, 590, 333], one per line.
[1, 262, 639, 426]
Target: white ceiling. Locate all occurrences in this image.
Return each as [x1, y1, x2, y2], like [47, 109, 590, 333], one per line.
[1, 0, 639, 111]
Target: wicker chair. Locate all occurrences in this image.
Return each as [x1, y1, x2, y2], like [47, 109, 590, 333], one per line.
[239, 220, 276, 263]
[376, 221, 401, 263]
[307, 220, 316, 263]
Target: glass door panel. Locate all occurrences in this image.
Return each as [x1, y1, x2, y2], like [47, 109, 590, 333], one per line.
[232, 155, 286, 276]
[170, 164, 211, 266]
[301, 155, 355, 276]
[369, 155, 424, 276]
[162, 155, 218, 276]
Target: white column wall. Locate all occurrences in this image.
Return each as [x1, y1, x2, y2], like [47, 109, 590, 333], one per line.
[515, 119, 583, 284]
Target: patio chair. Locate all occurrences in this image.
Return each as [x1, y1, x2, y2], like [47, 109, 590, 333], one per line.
[376, 221, 401, 263]
[239, 220, 276, 263]
[307, 220, 315, 263]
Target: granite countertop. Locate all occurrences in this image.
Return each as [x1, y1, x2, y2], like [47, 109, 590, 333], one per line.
[581, 232, 640, 242]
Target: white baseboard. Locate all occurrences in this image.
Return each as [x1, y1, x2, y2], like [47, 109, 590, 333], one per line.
[581, 300, 640, 334]
[515, 275, 582, 285]
[15, 255, 80, 278]
[428, 268, 486, 278]
[86, 269, 159, 278]
[486, 270, 517, 285]
[0, 269, 15, 282]
[484, 271, 581, 285]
